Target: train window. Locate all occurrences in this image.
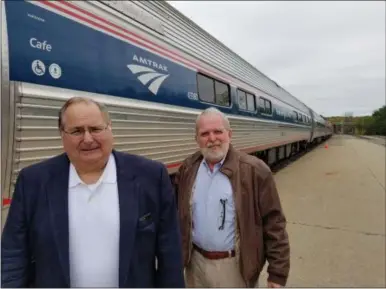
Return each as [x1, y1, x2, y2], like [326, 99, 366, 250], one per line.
[215, 80, 230, 106]
[197, 74, 215, 103]
[293, 111, 298, 121]
[197, 73, 230, 106]
[259, 97, 265, 113]
[246, 93, 255, 111]
[238, 89, 255, 112]
[264, 99, 272, 114]
[259, 97, 272, 115]
[237, 89, 247, 110]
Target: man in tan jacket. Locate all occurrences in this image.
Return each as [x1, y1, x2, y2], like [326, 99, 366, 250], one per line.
[174, 107, 290, 288]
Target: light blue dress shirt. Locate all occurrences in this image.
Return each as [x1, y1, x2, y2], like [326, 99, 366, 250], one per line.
[191, 158, 235, 251]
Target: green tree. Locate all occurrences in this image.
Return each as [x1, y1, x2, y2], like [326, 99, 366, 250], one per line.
[369, 105, 386, 135]
[326, 105, 386, 136]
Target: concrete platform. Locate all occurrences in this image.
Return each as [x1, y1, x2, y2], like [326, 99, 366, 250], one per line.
[259, 135, 385, 287]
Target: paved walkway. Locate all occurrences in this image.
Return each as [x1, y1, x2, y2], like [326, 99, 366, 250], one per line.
[259, 135, 385, 287]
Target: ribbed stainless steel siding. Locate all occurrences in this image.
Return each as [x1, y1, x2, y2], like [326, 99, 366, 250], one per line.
[1, 1, 15, 207]
[8, 82, 310, 197]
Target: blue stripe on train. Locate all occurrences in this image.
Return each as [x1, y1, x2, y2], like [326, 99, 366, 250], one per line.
[5, 0, 310, 127]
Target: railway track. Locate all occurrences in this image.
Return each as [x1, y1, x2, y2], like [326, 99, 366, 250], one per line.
[270, 140, 327, 174]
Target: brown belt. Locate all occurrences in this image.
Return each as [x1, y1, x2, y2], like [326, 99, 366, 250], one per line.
[193, 244, 235, 260]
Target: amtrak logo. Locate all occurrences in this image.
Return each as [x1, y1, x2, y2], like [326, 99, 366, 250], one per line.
[127, 55, 169, 95]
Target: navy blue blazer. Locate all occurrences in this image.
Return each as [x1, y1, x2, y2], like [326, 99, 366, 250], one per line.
[1, 150, 185, 288]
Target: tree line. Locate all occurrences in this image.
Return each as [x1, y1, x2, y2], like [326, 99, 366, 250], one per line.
[327, 105, 386, 136]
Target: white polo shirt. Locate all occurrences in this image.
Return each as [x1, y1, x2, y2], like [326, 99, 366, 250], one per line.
[68, 154, 120, 288]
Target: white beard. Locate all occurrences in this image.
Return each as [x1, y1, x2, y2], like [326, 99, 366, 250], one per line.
[201, 143, 228, 163]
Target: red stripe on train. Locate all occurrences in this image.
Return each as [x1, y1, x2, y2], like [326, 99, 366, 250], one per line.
[39, 1, 230, 84]
[58, 1, 233, 84]
[3, 198, 11, 206]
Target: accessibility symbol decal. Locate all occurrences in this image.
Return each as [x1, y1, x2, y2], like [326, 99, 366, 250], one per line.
[31, 60, 45, 76]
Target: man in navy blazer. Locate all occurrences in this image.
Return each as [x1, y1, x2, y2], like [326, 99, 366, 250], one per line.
[1, 97, 185, 288]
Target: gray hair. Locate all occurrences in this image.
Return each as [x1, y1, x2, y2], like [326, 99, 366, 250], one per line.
[58, 97, 110, 130]
[195, 107, 231, 134]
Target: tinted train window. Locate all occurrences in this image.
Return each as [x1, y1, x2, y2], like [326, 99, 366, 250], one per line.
[264, 99, 272, 114]
[246, 93, 255, 111]
[259, 97, 272, 115]
[197, 74, 215, 103]
[293, 111, 298, 121]
[215, 81, 230, 106]
[197, 73, 230, 106]
[238, 89, 255, 112]
[259, 97, 265, 112]
[237, 90, 247, 110]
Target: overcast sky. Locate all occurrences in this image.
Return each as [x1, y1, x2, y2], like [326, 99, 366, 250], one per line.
[167, 1, 385, 117]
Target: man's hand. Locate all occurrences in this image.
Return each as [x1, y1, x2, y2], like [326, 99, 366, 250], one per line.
[267, 281, 282, 288]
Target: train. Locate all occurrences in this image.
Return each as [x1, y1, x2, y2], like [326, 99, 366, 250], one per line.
[1, 0, 332, 211]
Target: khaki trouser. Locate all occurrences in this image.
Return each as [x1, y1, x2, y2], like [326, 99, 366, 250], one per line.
[185, 249, 258, 288]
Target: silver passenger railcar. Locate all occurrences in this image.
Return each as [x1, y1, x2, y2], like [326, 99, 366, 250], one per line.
[1, 0, 331, 212]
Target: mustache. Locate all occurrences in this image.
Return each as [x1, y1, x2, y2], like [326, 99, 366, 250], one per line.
[79, 144, 100, 150]
[206, 142, 222, 148]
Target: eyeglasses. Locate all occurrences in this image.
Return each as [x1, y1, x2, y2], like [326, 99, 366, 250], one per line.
[62, 125, 109, 137]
